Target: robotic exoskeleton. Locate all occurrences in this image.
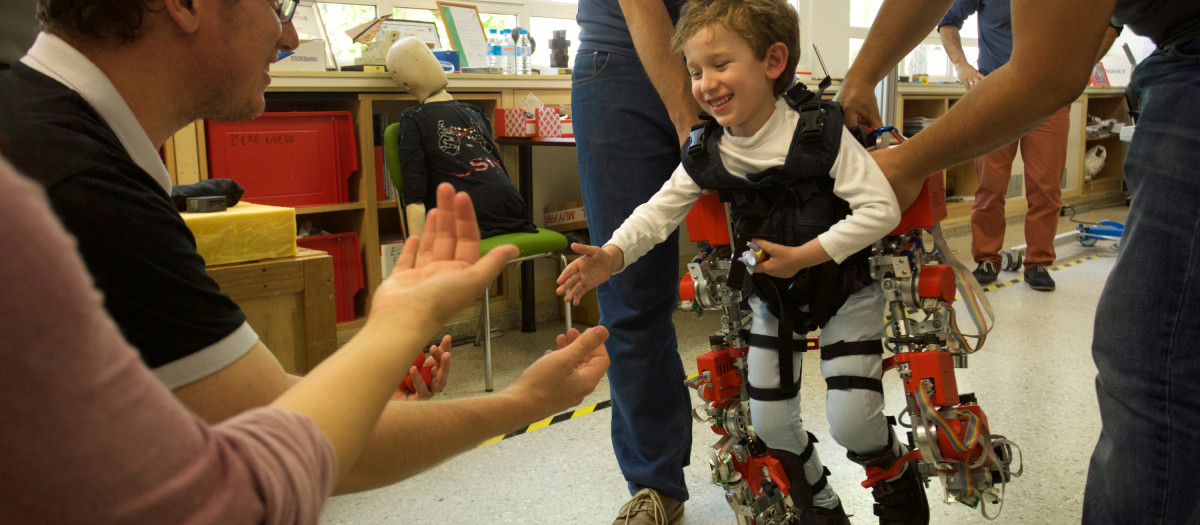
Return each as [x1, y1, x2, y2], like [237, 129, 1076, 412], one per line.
[681, 131, 1022, 524]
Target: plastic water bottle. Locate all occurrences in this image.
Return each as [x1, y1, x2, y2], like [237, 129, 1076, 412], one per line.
[499, 29, 516, 75]
[486, 28, 501, 70]
[516, 29, 532, 75]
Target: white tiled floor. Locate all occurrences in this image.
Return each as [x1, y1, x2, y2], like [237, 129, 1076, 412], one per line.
[320, 205, 1127, 524]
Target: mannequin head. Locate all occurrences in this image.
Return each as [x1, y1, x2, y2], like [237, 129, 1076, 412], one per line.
[387, 37, 452, 104]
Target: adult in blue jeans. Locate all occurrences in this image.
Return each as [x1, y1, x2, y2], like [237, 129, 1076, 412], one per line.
[573, 0, 702, 523]
[838, 0, 1200, 522]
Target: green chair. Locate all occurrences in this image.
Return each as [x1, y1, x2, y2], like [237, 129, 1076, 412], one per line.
[384, 122, 572, 391]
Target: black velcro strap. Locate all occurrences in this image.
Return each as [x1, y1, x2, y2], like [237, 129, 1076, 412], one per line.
[820, 340, 884, 360]
[777, 289, 799, 398]
[747, 333, 810, 352]
[811, 466, 832, 495]
[746, 381, 799, 401]
[797, 432, 818, 464]
[825, 376, 884, 394]
[752, 272, 800, 399]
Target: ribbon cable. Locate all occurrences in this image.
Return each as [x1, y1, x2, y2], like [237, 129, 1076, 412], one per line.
[928, 224, 995, 351]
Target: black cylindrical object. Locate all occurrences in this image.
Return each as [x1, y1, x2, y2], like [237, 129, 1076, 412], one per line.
[550, 30, 570, 68]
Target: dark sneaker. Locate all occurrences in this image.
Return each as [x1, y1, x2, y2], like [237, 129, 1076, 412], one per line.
[973, 260, 999, 285]
[799, 502, 852, 525]
[1025, 266, 1056, 291]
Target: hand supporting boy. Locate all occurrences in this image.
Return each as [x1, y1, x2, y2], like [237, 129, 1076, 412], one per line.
[555, 242, 626, 305]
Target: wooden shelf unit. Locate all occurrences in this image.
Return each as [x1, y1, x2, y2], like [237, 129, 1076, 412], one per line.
[1078, 94, 1130, 198]
[168, 73, 573, 339]
[894, 85, 1130, 226]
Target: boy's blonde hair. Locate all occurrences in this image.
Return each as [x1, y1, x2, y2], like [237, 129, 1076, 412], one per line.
[670, 0, 800, 97]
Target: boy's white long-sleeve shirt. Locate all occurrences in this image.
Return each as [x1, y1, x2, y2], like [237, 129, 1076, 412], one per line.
[607, 98, 901, 272]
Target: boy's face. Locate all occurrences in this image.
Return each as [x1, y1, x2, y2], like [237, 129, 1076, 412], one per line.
[683, 24, 786, 138]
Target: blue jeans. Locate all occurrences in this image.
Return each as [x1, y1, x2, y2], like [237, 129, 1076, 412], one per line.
[572, 49, 692, 502]
[1083, 38, 1200, 524]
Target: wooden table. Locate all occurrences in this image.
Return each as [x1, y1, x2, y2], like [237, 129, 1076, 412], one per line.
[206, 248, 336, 374]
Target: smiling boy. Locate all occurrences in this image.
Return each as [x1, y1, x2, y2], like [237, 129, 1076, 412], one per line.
[556, 0, 930, 522]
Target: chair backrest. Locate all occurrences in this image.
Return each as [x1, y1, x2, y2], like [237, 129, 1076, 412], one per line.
[383, 122, 403, 196]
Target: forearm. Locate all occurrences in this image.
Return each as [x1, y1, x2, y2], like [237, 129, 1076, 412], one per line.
[880, 0, 1114, 191]
[270, 316, 435, 481]
[844, 0, 956, 87]
[938, 26, 970, 69]
[792, 239, 833, 270]
[619, 0, 702, 143]
[332, 390, 543, 493]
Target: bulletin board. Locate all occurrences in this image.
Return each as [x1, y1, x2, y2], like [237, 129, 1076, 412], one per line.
[435, 1, 489, 68]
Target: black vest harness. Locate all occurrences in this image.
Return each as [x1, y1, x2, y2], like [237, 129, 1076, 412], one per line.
[680, 80, 874, 400]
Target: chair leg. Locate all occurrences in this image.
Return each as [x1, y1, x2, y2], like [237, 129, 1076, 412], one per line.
[482, 286, 493, 392]
[558, 252, 572, 333]
[473, 306, 486, 347]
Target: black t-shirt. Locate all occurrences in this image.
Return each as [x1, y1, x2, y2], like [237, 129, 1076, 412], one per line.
[396, 100, 536, 238]
[0, 63, 248, 370]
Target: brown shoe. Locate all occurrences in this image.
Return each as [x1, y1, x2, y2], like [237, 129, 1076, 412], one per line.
[613, 488, 685, 524]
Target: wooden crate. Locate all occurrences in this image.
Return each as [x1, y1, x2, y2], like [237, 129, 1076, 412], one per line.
[206, 247, 337, 374]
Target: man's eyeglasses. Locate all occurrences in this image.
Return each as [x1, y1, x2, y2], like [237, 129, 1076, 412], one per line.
[275, 0, 299, 23]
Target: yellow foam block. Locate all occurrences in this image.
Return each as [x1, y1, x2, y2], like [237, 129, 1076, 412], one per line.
[182, 202, 297, 266]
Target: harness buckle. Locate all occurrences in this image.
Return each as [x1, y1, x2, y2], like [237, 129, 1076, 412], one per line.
[799, 106, 825, 142]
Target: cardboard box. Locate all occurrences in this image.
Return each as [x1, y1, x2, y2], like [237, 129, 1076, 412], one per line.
[495, 108, 533, 137]
[535, 107, 562, 137]
[544, 200, 588, 233]
[534, 108, 574, 138]
[380, 238, 405, 279]
[271, 39, 328, 72]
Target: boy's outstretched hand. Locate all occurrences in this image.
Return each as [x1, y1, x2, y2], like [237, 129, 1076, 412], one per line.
[555, 243, 623, 305]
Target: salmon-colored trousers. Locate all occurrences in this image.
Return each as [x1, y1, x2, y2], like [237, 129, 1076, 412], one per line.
[971, 105, 1070, 268]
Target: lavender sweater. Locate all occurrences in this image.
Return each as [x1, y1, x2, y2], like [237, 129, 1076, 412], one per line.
[0, 161, 337, 524]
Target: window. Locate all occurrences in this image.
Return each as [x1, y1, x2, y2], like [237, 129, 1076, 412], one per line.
[317, 2, 378, 65]
[530, 16, 580, 69]
[481, 13, 518, 33]
[312, 1, 574, 70]
[848, 0, 885, 29]
[849, 0, 980, 82]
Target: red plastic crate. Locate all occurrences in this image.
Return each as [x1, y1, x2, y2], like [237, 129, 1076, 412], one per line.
[206, 111, 358, 207]
[685, 192, 731, 246]
[297, 232, 364, 323]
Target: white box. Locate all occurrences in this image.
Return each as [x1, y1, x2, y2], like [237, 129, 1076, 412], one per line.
[271, 39, 328, 72]
[380, 239, 405, 279]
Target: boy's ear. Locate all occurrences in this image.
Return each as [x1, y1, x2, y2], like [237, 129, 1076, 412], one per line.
[764, 42, 789, 80]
